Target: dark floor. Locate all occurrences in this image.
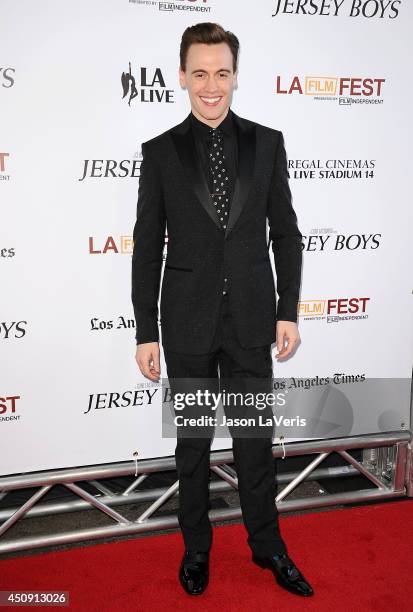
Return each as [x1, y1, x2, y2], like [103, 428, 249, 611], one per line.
[0, 451, 408, 560]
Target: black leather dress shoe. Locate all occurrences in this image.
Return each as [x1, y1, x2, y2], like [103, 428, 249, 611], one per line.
[252, 553, 314, 597]
[179, 550, 209, 595]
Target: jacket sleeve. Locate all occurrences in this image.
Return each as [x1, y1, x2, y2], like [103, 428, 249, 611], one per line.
[131, 142, 166, 344]
[267, 131, 302, 323]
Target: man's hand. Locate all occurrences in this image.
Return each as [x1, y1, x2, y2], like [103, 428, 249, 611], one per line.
[275, 321, 301, 361]
[135, 342, 161, 381]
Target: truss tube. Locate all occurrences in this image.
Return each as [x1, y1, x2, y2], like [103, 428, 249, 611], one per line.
[0, 432, 409, 492]
[0, 487, 405, 555]
[394, 442, 409, 492]
[0, 432, 410, 555]
[210, 465, 238, 489]
[64, 483, 129, 524]
[0, 486, 51, 537]
[276, 452, 330, 502]
[406, 444, 413, 497]
[136, 481, 179, 523]
[0, 465, 357, 523]
[337, 450, 387, 490]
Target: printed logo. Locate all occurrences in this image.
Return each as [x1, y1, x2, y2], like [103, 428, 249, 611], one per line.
[0, 67, 15, 88]
[129, 0, 212, 14]
[272, 0, 401, 19]
[0, 322, 27, 339]
[276, 75, 385, 105]
[299, 297, 370, 322]
[302, 231, 381, 252]
[79, 156, 141, 181]
[289, 159, 376, 180]
[0, 152, 10, 180]
[89, 236, 134, 255]
[121, 62, 174, 106]
[0, 395, 21, 422]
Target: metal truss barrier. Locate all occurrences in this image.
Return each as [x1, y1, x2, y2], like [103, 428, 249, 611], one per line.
[0, 432, 412, 555]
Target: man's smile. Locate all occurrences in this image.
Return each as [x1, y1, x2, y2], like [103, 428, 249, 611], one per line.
[199, 95, 223, 106]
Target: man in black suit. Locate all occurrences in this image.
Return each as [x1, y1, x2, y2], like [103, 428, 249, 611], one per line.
[132, 22, 313, 597]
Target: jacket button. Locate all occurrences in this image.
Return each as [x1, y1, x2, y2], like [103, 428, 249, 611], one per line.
[222, 290, 227, 295]
[224, 277, 228, 282]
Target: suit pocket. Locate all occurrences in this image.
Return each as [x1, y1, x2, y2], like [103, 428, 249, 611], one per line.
[165, 264, 193, 272]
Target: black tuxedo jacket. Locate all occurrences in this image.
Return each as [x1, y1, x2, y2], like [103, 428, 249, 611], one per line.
[131, 111, 302, 355]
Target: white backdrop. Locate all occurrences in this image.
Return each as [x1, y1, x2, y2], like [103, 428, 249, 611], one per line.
[1, 0, 412, 476]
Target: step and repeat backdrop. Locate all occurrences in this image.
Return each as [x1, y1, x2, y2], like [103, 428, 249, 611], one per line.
[1, 0, 412, 476]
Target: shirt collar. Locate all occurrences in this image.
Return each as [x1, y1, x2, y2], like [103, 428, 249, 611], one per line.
[190, 108, 234, 137]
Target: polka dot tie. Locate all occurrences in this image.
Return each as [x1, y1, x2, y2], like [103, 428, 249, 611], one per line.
[208, 127, 230, 231]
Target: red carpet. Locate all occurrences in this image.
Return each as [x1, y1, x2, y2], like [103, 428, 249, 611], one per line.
[1, 500, 412, 611]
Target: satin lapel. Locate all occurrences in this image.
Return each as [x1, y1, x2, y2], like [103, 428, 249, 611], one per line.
[225, 115, 256, 239]
[170, 115, 222, 231]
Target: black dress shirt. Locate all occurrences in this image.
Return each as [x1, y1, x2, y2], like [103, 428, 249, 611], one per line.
[190, 109, 238, 206]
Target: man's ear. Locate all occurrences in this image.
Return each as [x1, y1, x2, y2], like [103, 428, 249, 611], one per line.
[233, 70, 238, 90]
[179, 68, 186, 90]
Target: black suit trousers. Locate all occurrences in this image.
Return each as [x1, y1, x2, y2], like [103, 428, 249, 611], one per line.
[163, 293, 287, 557]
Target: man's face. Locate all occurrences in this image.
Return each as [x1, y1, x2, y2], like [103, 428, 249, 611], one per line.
[179, 42, 238, 128]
